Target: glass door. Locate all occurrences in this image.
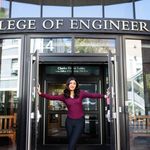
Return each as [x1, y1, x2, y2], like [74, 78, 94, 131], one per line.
[39, 64, 108, 145]
[108, 51, 121, 150]
[44, 82, 67, 144]
[26, 51, 41, 150]
[79, 82, 102, 144]
[43, 81, 101, 144]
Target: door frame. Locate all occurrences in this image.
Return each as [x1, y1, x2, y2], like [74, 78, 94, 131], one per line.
[26, 51, 40, 150]
[37, 55, 121, 149]
[26, 53, 123, 150]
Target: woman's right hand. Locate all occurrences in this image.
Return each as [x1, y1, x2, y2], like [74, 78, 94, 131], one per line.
[104, 88, 110, 105]
[37, 84, 41, 95]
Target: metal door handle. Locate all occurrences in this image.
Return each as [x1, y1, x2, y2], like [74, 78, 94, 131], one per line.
[31, 110, 42, 123]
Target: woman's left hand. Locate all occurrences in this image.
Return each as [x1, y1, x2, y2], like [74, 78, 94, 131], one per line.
[104, 88, 110, 105]
[104, 88, 110, 98]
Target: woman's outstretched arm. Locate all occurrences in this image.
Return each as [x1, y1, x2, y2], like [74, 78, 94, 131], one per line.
[81, 90, 104, 99]
[37, 84, 65, 101]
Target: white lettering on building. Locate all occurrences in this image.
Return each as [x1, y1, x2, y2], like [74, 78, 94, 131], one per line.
[0, 19, 150, 33]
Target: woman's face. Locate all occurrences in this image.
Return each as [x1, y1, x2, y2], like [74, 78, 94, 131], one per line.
[68, 80, 77, 91]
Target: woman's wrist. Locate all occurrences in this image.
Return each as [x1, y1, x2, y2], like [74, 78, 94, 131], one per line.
[38, 91, 42, 95]
[104, 95, 108, 98]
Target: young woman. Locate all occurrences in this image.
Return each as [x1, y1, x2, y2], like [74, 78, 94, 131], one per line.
[37, 77, 109, 150]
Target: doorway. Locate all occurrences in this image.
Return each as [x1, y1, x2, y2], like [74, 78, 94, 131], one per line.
[26, 51, 121, 150]
[37, 64, 110, 149]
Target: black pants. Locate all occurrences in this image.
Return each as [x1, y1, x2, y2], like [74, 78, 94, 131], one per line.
[65, 116, 85, 150]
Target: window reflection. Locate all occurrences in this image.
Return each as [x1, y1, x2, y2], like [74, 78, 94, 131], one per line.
[80, 83, 98, 111]
[46, 84, 67, 143]
[142, 41, 150, 115]
[11, 1, 41, 18]
[125, 39, 150, 150]
[0, 0, 9, 18]
[73, 0, 102, 17]
[47, 84, 66, 111]
[0, 39, 21, 149]
[84, 114, 98, 136]
[75, 38, 115, 53]
[126, 40, 144, 116]
[30, 38, 72, 53]
[135, 0, 150, 20]
[104, 2, 133, 19]
[43, 0, 71, 17]
[46, 114, 99, 143]
[47, 113, 67, 138]
[46, 82, 99, 111]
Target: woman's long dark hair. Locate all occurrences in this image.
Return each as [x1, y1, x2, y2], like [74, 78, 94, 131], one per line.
[64, 77, 80, 98]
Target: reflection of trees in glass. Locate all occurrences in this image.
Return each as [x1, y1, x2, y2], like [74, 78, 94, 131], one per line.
[0, 91, 18, 115]
[43, 38, 71, 53]
[64, 44, 71, 53]
[75, 38, 114, 53]
[0, 7, 8, 18]
[146, 74, 150, 89]
[48, 84, 66, 110]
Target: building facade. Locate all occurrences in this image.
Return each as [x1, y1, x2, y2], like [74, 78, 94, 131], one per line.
[0, 0, 150, 150]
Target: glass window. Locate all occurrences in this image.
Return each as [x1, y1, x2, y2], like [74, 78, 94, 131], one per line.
[135, 0, 150, 20]
[80, 83, 98, 111]
[11, 59, 18, 76]
[104, 2, 133, 19]
[84, 114, 98, 136]
[125, 39, 150, 150]
[43, 0, 71, 17]
[30, 38, 72, 54]
[73, 0, 102, 17]
[47, 83, 66, 111]
[75, 38, 115, 54]
[11, 1, 41, 18]
[0, 39, 21, 149]
[0, 0, 9, 18]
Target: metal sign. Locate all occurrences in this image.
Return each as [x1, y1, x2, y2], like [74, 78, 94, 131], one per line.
[1, 18, 150, 34]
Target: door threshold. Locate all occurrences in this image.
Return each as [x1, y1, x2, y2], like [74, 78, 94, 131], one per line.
[38, 144, 110, 150]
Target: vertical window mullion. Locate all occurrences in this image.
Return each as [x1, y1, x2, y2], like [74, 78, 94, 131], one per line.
[41, 0, 43, 18]
[71, 0, 73, 18]
[102, 0, 105, 18]
[72, 36, 75, 54]
[133, 0, 136, 19]
[9, 0, 12, 18]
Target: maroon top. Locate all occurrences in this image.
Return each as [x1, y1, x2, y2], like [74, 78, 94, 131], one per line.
[40, 90, 103, 119]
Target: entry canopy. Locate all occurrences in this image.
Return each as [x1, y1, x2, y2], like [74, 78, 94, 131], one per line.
[8, 0, 140, 6]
